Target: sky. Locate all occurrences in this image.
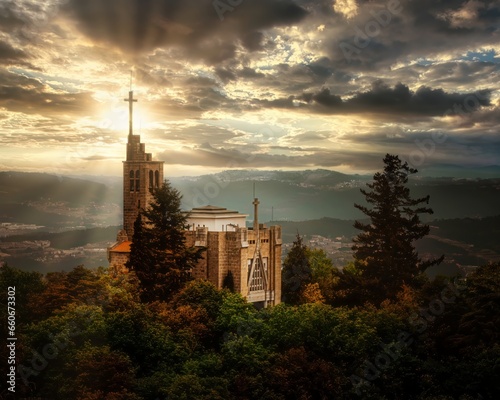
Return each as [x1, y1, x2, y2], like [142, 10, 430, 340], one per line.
[0, 0, 499, 177]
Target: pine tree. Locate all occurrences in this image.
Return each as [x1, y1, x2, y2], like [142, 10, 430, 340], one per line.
[127, 180, 203, 302]
[282, 234, 312, 305]
[351, 154, 443, 303]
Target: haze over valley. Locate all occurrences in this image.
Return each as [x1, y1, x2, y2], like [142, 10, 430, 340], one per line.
[1, 169, 499, 274]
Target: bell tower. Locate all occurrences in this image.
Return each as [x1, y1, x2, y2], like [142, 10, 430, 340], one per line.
[122, 90, 164, 239]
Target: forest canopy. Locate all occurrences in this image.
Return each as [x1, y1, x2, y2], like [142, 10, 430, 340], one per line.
[1, 262, 498, 399]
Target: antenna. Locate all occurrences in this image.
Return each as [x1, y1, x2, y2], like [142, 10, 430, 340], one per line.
[253, 182, 256, 199]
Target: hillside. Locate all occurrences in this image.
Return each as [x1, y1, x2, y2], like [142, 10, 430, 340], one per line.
[172, 170, 500, 221]
[0, 171, 121, 206]
[0, 171, 121, 230]
[1, 169, 500, 273]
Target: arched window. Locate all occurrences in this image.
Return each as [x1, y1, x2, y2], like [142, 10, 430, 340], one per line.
[155, 170, 160, 187]
[129, 170, 134, 192]
[149, 170, 154, 189]
[135, 170, 140, 192]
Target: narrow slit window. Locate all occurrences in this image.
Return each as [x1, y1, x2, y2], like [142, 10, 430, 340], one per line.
[129, 170, 134, 192]
[135, 170, 140, 191]
[149, 170, 154, 189]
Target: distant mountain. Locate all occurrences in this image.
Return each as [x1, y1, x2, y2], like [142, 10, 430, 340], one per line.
[0, 171, 121, 206]
[170, 170, 500, 221]
[3, 169, 500, 228]
[0, 172, 121, 229]
[3, 169, 499, 273]
[418, 164, 500, 179]
[6, 226, 120, 250]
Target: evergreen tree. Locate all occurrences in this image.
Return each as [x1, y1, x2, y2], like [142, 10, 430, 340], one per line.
[351, 154, 442, 303]
[282, 234, 312, 305]
[127, 180, 203, 302]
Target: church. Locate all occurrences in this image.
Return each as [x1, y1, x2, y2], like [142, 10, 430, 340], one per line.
[108, 91, 282, 307]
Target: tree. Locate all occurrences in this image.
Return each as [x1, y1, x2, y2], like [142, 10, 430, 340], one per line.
[282, 234, 312, 305]
[307, 248, 337, 302]
[127, 180, 203, 302]
[351, 154, 442, 304]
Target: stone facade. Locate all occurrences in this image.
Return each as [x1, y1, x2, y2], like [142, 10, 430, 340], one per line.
[184, 207, 282, 307]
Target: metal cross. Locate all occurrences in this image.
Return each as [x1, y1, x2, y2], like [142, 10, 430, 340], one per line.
[124, 91, 138, 136]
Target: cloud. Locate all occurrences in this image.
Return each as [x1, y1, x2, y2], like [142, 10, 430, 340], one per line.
[0, 40, 27, 64]
[158, 141, 385, 170]
[0, 2, 26, 33]
[333, 0, 359, 20]
[261, 81, 492, 118]
[0, 70, 97, 116]
[323, 0, 500, 70]
[0, 0, 499, 175]
[438, 0, 490, 29]
[62, 0, 308, 61]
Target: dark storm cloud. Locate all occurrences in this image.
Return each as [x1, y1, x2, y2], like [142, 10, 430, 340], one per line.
[455, 103, 500, 128]
[421, 61, 500, 86]
[345, 81, 491, 115]
[62, 0, 307, 61]
[0, 3, 25, 32]
[325, 0, 500, 71]
[261, 81, 492, 118]
[0, 70, 97, 116]
[0, 40, 27, 63]
[212, 60, 354, 101]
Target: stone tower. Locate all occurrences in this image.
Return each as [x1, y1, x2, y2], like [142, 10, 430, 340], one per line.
[122, 91, 164, 239]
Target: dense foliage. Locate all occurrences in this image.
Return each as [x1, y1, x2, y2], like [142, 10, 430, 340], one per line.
[1, 261, 498, 399]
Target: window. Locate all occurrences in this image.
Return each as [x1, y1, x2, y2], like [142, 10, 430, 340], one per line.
[129, 170, 134, 192]
[155, 170, 160, 187]
[248, 258, 265, 292]
[149, 170, 154, 189]
[135, 170, 140, 191]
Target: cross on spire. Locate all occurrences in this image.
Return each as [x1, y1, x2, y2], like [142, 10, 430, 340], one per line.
[124, 91, 138, 137]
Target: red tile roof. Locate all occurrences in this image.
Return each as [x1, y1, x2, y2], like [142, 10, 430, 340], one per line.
[110, 241, 131, 253]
